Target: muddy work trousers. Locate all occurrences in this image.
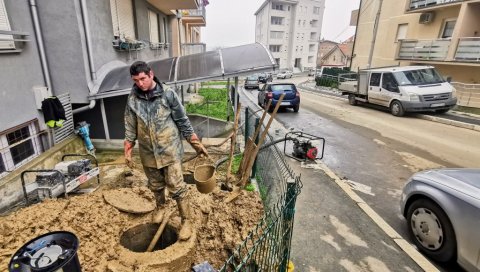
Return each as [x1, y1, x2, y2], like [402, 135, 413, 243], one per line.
[143, 161, 187, 200]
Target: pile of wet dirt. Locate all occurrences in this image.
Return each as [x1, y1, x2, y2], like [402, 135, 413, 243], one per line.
[0, 157, 264, 271]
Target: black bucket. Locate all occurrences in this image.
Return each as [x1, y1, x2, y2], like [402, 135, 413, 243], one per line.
[8, 231, 81, 272]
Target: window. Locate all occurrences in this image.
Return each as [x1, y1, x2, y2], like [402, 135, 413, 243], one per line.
[382, 73, 399, 92]
[370, 73, 381, 86]
[395, 24, 408, 42]
[0, 0, 15, 50]
[269, 45, 281, 52]
[110, 0, 136, 39]
[148, 10, 159, 44]
[272, 3, 284, 10]
[274, 58, 280, 65]
[271, 16, 283, 25]
[309, 44, 315, 52]
[270, 31, 284, 39]
[313, 6, 321, 14]
[308, 56, 314, 63]
[310, 32, 317, 40]
[287, 6, 290, 11]
[441, 20, 456, 38]
[162, 17, 168, 43]
[311, 20, 318, 28]
[0, 121, 43, 177]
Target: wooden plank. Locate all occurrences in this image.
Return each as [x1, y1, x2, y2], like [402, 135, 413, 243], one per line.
[226, 103, 242, 186]
[238, 93, 285, 187]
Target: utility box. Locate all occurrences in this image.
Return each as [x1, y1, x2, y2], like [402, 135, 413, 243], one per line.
[33, 86, 52, 110]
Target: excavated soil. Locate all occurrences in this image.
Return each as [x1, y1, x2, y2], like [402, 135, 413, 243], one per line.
[0, 154, 264, 271]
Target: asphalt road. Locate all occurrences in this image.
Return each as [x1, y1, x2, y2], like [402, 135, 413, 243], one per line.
[240, 75, 479, 271]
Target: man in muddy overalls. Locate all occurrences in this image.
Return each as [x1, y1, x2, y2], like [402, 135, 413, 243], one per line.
[124, 61, 208, 240]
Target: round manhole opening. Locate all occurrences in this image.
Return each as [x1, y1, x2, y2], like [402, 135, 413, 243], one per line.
[120, 223, 178, 252]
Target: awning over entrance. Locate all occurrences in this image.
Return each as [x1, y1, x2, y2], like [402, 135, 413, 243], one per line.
[90, 43, 277, 99]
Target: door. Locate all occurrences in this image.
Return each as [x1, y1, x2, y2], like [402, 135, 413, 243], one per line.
[380, 72, 401, 106]
[367, 73, 383, 105]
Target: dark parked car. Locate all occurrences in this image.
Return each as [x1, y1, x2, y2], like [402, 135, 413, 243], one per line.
[244, 75, 259, 89]
[258, 73, 272, 83]
[400, 168, 480, 271]
[257, 83, 300, 112]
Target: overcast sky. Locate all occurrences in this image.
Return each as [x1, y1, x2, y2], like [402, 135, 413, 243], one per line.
[202, 0, 361, 50]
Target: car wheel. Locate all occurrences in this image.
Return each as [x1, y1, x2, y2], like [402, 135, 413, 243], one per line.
[407, 198, 457, 263]
[348, 94, 357, 106]
[293, 105, 299, 113]
[390, 100, 405, 117]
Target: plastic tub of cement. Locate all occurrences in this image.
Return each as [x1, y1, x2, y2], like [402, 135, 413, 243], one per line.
[9, 231, 81, 272]
[193, 164, 216, 194]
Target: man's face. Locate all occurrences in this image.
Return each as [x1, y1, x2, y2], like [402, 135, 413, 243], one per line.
[132, 71, 154, 91]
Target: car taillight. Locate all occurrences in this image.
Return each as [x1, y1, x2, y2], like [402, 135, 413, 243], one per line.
[296, 91, 300, 97]
[267, 92, 273, 98]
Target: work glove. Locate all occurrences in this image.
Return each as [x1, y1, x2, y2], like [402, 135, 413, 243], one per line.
[188, 133, 208, 158]
[124, 140, 135, 169]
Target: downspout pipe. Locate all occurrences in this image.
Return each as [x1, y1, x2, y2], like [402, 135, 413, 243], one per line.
[349, 0, 362, 70]
[73, 0, 96, 114]
[29, 0, 52, 92]
[367, 0, 383, 69]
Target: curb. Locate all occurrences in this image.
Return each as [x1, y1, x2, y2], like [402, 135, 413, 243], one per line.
[298, 82, 480, 132]
[416, 114, 480, 132]
[239, 87, 439, 272]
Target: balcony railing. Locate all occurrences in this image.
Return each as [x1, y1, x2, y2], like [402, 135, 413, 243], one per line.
[181, 43, 206, 56]
[455, 37, 480, 62]
[397, 39, 450, 61]
[183, 4, 206, 18]
[409, 0, 463, 10]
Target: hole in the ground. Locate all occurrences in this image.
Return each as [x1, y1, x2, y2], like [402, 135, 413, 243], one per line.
[184, 174, 194, 185]
[120, 223, 178, 252]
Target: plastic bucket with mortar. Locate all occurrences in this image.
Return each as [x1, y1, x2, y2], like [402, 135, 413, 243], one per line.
[9, 231, 81, 272]
[193, 164, 216, 194]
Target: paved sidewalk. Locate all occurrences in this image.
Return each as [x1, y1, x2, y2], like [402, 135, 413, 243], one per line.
[238, 86, 439, 272]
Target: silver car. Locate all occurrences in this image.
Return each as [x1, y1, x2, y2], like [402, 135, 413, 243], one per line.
[400, 168, 480, 272]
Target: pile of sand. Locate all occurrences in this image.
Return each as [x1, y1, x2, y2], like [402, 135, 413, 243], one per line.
[0, 163, 264, 271]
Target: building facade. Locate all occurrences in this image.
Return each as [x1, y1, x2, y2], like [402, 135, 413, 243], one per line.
[0, 0, 206, 177]
[254, 0, 325, 72]
[317, 37, 354, 68]
[351, 0, 480, 84]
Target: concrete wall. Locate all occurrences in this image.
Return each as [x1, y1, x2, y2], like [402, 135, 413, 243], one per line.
[0, 0, 46, 132]
[0, 136, 85, 212]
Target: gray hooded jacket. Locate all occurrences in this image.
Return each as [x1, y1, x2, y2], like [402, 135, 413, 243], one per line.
[124, 78, 194, 168]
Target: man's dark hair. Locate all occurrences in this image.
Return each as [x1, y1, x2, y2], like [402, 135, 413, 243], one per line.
[130, 61, 151, 76]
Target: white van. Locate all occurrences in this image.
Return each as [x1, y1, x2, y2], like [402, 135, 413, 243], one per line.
[339, 66, 457, 116]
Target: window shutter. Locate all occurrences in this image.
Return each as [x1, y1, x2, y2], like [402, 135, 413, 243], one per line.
[148, 10, 159, 44]
[110, 0, 135, 40]
[0, 0, 15, 50]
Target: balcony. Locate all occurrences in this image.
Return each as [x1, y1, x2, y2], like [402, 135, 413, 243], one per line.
[147, 0, 199, 15]
[181, 4, 206, 26]
[397, 39, 450, 61]
[408, 0, 464, 11]
[181, 43, 206, 56]
[455, 37, 480, 62]
[0, 30, 30, 54]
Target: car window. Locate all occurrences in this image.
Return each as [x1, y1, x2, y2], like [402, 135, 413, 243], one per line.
[370, 73, 381, 87]
[271, 84, 296, 92]
[381, 73, 399, 92]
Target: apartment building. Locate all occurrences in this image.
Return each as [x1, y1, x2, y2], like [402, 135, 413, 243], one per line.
[0, 0, 206, 177]
[351, 0, 480, 84]
[254, 0, 326, 72]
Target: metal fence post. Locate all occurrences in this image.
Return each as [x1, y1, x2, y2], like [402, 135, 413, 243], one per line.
[244, 107, 250, 143]
[251, 117, 260, 179]
[280, 179, 297, 271]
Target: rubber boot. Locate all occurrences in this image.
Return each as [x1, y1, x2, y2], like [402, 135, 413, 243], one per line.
[176, 198, 192, 241]
[152, 189, 166, 223]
